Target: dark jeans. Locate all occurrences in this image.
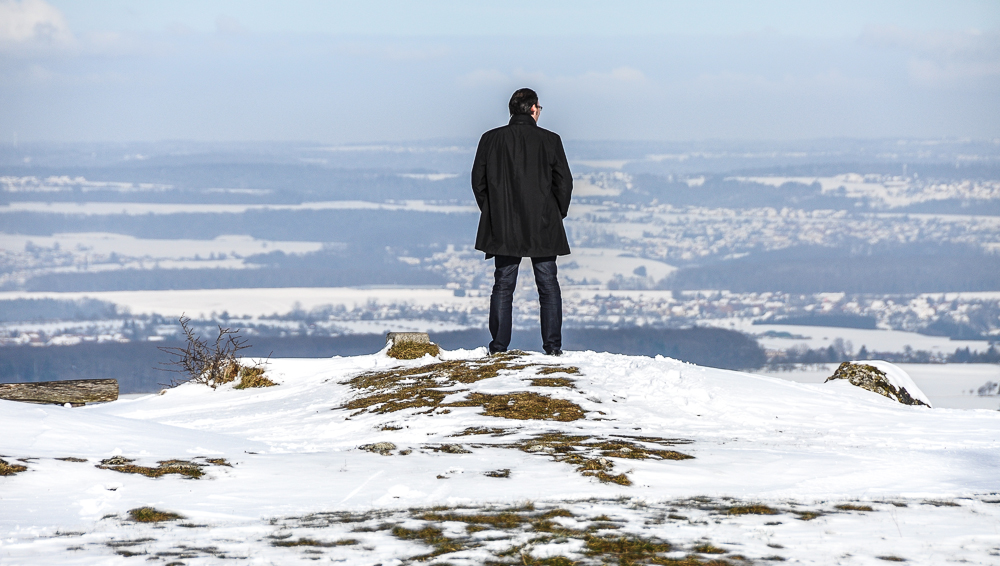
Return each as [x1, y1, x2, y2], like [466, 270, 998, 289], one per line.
[489, 255, 562, 354]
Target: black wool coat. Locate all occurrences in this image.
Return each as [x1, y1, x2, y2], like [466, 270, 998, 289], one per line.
[471, 113, 573, 258]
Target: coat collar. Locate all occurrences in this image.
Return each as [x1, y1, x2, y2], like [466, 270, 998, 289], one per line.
[509, 114, 537, 126]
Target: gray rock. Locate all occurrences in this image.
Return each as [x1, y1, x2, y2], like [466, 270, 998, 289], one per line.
[359, 442, 397, 455]
[437, 444, 472, 454]
[825, 362, 929, 407]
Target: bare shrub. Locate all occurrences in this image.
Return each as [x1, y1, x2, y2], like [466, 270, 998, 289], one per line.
[159, 315, 270, 389]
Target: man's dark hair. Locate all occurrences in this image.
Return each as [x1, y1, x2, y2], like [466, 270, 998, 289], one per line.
[509, 88, 538, 116]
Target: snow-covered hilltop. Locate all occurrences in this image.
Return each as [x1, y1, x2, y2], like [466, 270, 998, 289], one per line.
[2, 348, 999, 564]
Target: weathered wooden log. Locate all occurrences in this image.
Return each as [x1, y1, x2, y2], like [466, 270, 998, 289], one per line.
[0, 379, 118, 406]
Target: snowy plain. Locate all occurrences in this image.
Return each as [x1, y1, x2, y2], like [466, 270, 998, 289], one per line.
[0, 233, 324, 260]
[3, 286, 993, 354]
[2, 347, 999, 564]
[707, 318, 994, 357]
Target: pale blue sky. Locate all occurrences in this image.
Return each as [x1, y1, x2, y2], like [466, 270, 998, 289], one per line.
[48, 0, 1000, 37]
[3, 1, 998, 143]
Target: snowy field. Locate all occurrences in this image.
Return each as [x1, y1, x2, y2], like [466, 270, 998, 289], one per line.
[0, 287, 478, 319]
[731, 174, 1000, 208]
[706, 318, 994, 358]
[2, 348, 999, 564]
[559, 248, 677, 285]
[1, 233, 324, 260]
[3, 287, 995, 358]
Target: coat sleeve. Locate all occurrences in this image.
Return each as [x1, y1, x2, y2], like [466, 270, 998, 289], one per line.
[471, 133, 489, 211]
[551, 134, 573, 218]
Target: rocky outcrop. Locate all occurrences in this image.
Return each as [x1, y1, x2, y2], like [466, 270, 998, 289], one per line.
[825, 362, 930, 407]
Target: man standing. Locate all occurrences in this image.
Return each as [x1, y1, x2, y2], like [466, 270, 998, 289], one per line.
[472, 88, 573, 355]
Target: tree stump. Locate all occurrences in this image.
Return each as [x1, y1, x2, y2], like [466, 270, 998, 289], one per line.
[0, 379, 119, 406]
[385, 332, 430, 346]
[385, 332, 439, 359]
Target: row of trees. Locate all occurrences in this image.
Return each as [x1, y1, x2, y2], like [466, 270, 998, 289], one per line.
[769, 344, 999, 366]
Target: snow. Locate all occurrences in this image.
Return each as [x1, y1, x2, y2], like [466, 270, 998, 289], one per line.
[397, 173, 459, 181]
[572, 159, 629, 170]
[730, 174, 1000, 208]
[558, 247, 677, 284]
[0, 233, 323, 259]
[572, 178, 621, 197]
[2, 348, 999, 564]
[0, 287, 477, 318]
[708, 318, 995, 355]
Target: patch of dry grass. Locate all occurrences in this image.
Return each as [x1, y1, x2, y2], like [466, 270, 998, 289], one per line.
[583, 534, 673, 563]
[391, 524, 473, 560]
[0, 458, 28, 476]
[420, 511, 527, 529]
[835, 504, 873, 512]
[693, 543, 728, 554]
[98, 457, 205, 479]
[511, 432, 694, 486]
[272, 538, 357, 547]
[128, 507, 183, 523]
[610, 434, 695, 447]
[593, 471, 632, 486]
[342, 358, 588, 423]
[530, 377, 577, 388]
[451, 392, 586, 421]
[342, 358, 695, 488]
[726, 505, 778, 516]
[451, 426, 511, 437]
[536, 366, 580, 375]
[590, 439, 694, 461]
[342, 360, 510, 415]
[269, 502, 794, 565]
[492, 556, 578, 566]
[387, 341, 441, 360]
[234, 365, 277, 389]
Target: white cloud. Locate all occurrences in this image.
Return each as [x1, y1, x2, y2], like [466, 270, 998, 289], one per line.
[459, 66, 646, 88]
[215, 15, 246, 36]
[0, 0, 73, 47]
[684, 69, 878, 97]
[578, 67, 646, 83]
[335, 41, 451, 62]
[908, 56, 1000, 83]
[861, 25, 995, 58]
[861, 25, 1000, 85]
[458, 68, 508, 86]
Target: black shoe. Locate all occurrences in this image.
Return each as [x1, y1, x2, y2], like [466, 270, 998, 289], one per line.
[545, 349, 563, 356]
